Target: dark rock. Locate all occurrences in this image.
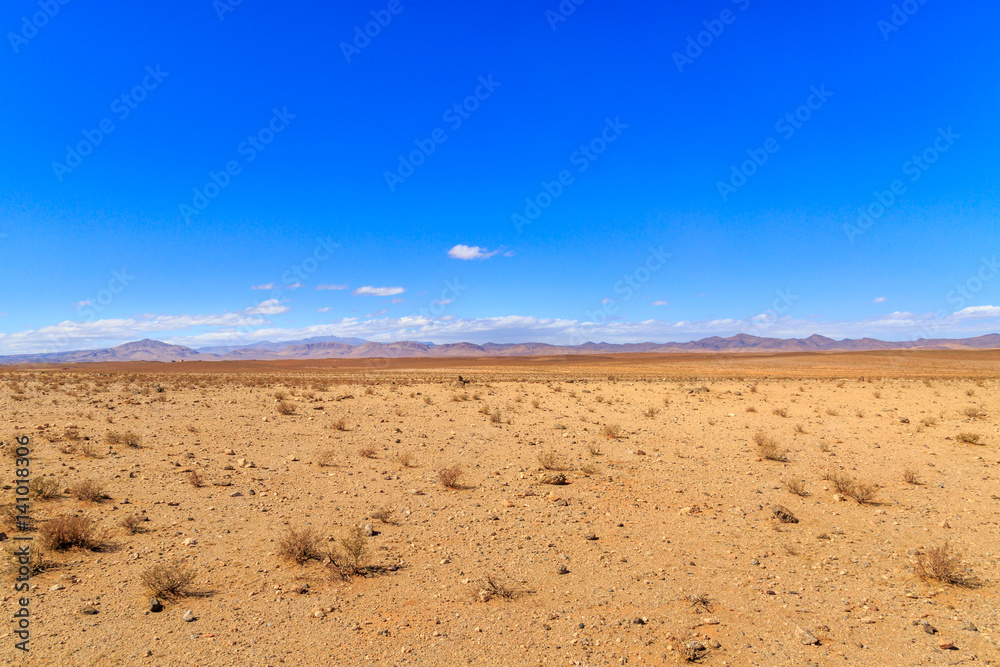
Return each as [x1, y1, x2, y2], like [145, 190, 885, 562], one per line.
[772, 505, 799, 523]
[150, 598, 163, 613]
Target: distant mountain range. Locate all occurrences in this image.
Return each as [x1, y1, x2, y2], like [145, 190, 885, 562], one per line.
[2, 333, 999, 365]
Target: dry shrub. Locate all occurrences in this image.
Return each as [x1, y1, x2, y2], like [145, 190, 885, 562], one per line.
[753, 432, 787, 462]
[1, 504, 33, 531]
[536, 450, 565, 471]
[107, 430, 142, 448]
[330, 417, 348, 431]
[531, 399, 541, 409]
[920, 416, 938, 426]
[370, 506, 395, 524]
[476, 573, 518, 601]
[823, 471, 855, 494]
[187, 470, 205, 488]
[586, 442, 603, 456]
[450, 392, 470, 402]
[273, 390, 287, 400]
[395, 450, 416, 467]
[76, 441, 102, 458]
[276, 400, 296, 415]
[772, 407, 789, 418]
[39, 515, 101, 551]
[848, 481, 878, 505]
[745, 406, 757, 413]
[69, 480, 106, 502]
[794, 423, 806, 434]
[277, 525, 323, 564]
[489, 409, 502, 424]
[333, 525, 369, 576]
[579, 463, 601, 476]
[119, 514, 146, 534]
[315, 448, 339, 467]
[600, 424, 622, 439]
[784, 479, 808, 497]
[141, 560, 196, 598]
[30, 477, 62, 500]
[956, 432, 982, 445]
[963, 406, 986, 419]
[438, 465, 463, 489]
[915, 542, 980, 588]
[358, 446, 378, 459]
[903, 469, 922, 485]
[643, 407, 659, 418]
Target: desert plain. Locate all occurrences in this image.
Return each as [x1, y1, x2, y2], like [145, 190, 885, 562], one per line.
[2, 350, 999, 666]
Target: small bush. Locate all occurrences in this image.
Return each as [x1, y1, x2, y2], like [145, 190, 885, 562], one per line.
[39, 515, 101, 551]
[141, 560, 196, 598]
[600, 424, 622, 439]
[369, 506, 395, 524]
[187, 470, 205, 488]
[438, 465, 463, 489]
[915, 542, 979, 588]
[903, 469, 922, 485]
[772, 407, 789, 418]
[69, 480, 106, 502]
[753, 432, 787, 462]
[784, 479, 808, 497]
[119, 514, 146, 534]
[536, 450, 565, 471]
[920, 416, 938, 427]
[276, 400, 296, 415]
[586, 442, 602, 456]
[315, 448, 339, 467]
[105, 430, 141, 447]
[330, 418, 348, 431]
[334, 525, 368, 576]
[476, 573, 518, 601]
[277, 525, 323, 564]
[395, 450, 416, 467]
[643, 407, 659, 419]
[31, 477, 62, 500]
[848, 481, 878, 505]
[358, 446, 378, 459]
[956, 432, 982, 445]
[963, 406, 986, 419]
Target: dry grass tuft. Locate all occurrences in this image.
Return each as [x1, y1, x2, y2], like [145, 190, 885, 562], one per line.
[915, 542, 980, 588]
[358, 446, 378, 459]
[477, 573, 518, 601]
[784, 479, 809, 497]
[140, 560, 196, 598]
[536, 450, 565, 471]
[39, 515, 102, 551]
[277, 525, 324, 564]
[600, 424, 622, 439]
[329, 417, 348, 431]
[903, 469, 922, 485]
[772, 407, 789, 418]
[119, 514, 147, 534]
[586, 442, 603, 456]
[315, 448, 339, 467]
[69, 480, 106, 502]
[956, 432, 983, 445]
[438, 464, 463, 489]
[333, 525, 369, 576]
[276, 399, 296, 415]
[187, 470, 205, 488]
[30, 477, 62, 500]
[753, 432, 787, 462]
[395, 450, 416, 467]
[369, 506, 395, 524]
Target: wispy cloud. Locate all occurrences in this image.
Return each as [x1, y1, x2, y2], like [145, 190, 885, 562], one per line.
[244, 299, 289, 316]
[652, 300, 669, 306]
[447, 244, 500, 260]
[286, 282, 302, 289]
[366, 309, 388, 318]
[353, 286, 404, 297]
[317, 284, 348, 291]
[317, 307, 331, 313]
[391, 298, 405, 304]
[872, 296, 887, 303]
[251, 283, 275, 290]
[74, 300, 92, 309]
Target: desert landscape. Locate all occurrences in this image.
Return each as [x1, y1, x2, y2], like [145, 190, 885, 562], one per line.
[2, 351, 998, 666]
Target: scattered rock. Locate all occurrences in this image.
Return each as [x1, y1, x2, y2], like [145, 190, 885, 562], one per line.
[182, 610, 195, 622]
[80, 605, 98, 615]
[290, 583, 309, 594]
[556, 563, 569, 575]
[772, 505, 798, 523]
[540, 473, 567, 485]
[963, 622, 978, 632]
[937, 640, 956, 650]
[49, 583, 64, 591]
[230, 492, 243, 497]
[584, 533, 598, 541]
[150, 598, 163, 613]
[361, 523, 374, 537]
[632, 617, 646, 625]
[795, 626, 819, 645]
[182, 538, 197, 546]
[312, 609, 325, 618]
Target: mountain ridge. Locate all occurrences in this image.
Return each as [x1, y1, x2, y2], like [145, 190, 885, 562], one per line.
[1, 333, 999, 364]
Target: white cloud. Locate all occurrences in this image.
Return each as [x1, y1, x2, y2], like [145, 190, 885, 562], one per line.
[317, 284, 347, 291]
[391, 298, 405, 304]
[432, 299, 451, 306]
[366, 309, 388, 318]
[600, 298, 614, 305]
[251, 283, 275, 290]
[447, 244, 499, 261]
[652, 300, 669, 306]
[286, 282, 302, 289]
[244, 299, 289, 316]
[317, 307, 331, 313]
[873, 296, 887, 303]
[74, 300, 92, 309]
[353, 286, 404, 297]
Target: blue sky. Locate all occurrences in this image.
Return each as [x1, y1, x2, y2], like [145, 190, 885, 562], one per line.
[1, 0, 998, 354]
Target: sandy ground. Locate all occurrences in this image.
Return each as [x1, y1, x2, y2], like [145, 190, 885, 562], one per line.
[1, 352, 999, 666]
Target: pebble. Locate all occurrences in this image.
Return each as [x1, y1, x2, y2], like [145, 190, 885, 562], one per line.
[361, 523, 374, 537]
[540, 473, 567, 485]
[584, 533, 598, 541]
[795, 626, 819, 645]
[150, 598, 163, 613]
[80, 605, 98, 615]
[49, 584, 64, 591]
[182, 538, 197, 546]
[182, 610, 195, 622]
[312, 609, 325, 618]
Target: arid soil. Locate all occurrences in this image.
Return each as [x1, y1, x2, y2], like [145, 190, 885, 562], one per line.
[2, 352, 999, 666]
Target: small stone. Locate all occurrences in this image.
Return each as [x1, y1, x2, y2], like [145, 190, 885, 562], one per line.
[312, 609, 325, 618]
[963, 622, 978, 632]
[230, 492, 243, 497]
[290, 583, 309, 594]
[918, 620, 936, 634]
[833, 493, 846, 502]
[540, 473, 567, 485]
[49, 584, 64, 591]
[632, 617, 646, 625]
[772, 505, 798, 524]
[795, 626, 819, 645]
[182, 610, 195, 622]
[685, 640, 705, 652]
[554, 498, 568, 506]
[182, 538, 197, 546]
[150, 598, 163, 612]
[584, 533, 598, 541]
[361, 523, 374, 537]
[556, 563, 569, 575]
[80, 605, 98, 615]
[937, 640, 956, 650]
[707, 638, 721, 649]
[701, 617, 720, 625]
[222, 448, 235, 455]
